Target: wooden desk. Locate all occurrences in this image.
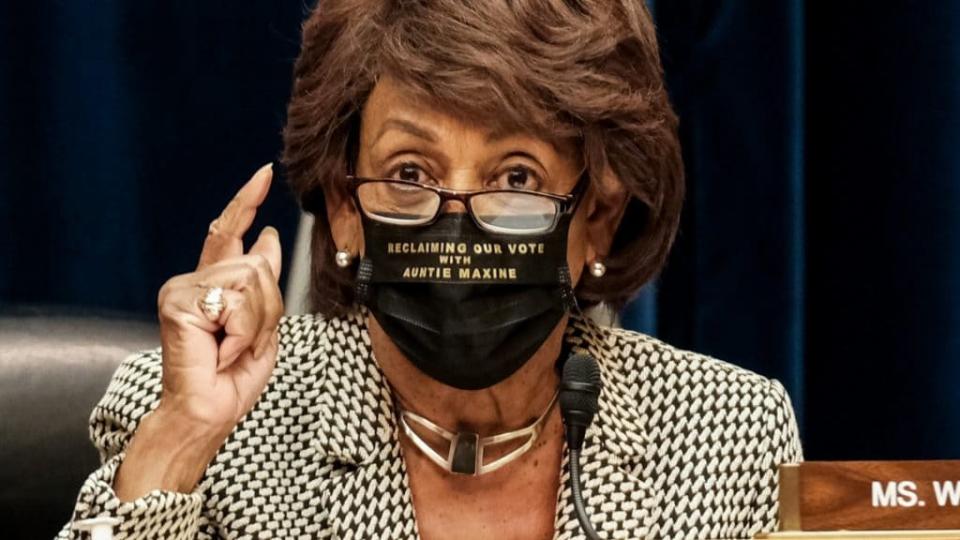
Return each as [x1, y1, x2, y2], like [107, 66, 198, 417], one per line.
[779, 461, 960, 531]
[758, 532, 960, 540]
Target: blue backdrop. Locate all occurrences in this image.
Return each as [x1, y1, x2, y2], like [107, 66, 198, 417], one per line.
[0, 3, 304, 311]
[646, 0, 960, 460]
[2, 1, 958, 461]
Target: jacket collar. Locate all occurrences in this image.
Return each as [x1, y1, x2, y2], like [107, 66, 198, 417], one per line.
[310, 308, 396, 465]
[555, 315, 655, 539]
[309, 310, 653, 539]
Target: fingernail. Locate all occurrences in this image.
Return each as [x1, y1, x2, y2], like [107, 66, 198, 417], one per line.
[245, 163, 272, 187]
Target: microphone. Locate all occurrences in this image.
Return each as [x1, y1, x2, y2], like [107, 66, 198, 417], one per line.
[559, 353, 602, 540]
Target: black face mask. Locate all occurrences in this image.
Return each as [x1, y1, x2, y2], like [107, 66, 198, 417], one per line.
[354, 212, 577, 390]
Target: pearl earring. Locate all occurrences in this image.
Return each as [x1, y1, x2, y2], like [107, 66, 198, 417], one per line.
[589, 260, 607, 278]
[335, 249, 353, 268]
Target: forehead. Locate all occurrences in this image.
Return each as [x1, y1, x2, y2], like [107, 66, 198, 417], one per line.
[359, 76, 577, 155]
[361, 77, 494, 139]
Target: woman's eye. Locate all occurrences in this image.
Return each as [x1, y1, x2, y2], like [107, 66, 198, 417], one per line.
[392, 163, 427, 183]
[496, 166, 541, 191]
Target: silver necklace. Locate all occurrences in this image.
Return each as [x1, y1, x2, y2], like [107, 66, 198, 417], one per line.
[399, 391, 559, 476]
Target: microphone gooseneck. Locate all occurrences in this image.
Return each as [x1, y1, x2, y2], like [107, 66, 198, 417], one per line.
[559, 353, 602, 540]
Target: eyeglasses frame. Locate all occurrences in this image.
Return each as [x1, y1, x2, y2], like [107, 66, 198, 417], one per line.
[344, 173, 589, 235]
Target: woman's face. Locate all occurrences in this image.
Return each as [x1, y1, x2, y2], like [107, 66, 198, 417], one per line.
[327, 76, 627, 290]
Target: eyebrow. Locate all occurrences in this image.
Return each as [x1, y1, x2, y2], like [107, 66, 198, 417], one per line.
[485, 124, 570, 157]
[373, 118, 438, 145]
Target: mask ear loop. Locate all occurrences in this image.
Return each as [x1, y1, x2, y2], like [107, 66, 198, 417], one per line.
[354, 257, 373, 304]
[552, 171, 583, 342]
[558, 264, 579, 313]
[557, 262, 585, 373]
[557, 169, 590, 314]
[343, 112, 370, 303]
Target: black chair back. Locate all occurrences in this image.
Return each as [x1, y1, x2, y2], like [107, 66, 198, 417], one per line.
[0, 305, 157, 539]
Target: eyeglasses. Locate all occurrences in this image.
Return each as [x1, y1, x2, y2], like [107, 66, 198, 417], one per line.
[346, 174, 588, 236]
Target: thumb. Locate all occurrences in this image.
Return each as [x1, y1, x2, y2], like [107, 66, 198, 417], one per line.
[248, 226, 282, 282]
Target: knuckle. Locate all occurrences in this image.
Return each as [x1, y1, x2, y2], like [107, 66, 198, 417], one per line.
[157, 283, 170, 306]
[157, 299, 181, 324]
[157, 275, 183, 306]
[207, 218, 222, 237]
[241, 263, 262, 288]
[268, 291, 284, 322]
[253, 254, 271, 274]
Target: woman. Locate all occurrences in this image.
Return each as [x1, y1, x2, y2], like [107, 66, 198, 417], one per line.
[60, 1, 801, 539]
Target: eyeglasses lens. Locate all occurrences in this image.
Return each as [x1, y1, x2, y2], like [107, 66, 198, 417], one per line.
[356, 181, 440, 225]
[470, 192, 558, 234]
[356, 181, 559, 234]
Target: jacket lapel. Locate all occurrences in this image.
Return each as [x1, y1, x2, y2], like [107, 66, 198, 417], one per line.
[309, 311, 420, 539]
[317, 443, 419, 539]
[554, 316, 655, 540]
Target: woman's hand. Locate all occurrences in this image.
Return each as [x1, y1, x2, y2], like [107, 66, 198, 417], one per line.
[114, 163, 284, 500]
[156, 162, 283, 429]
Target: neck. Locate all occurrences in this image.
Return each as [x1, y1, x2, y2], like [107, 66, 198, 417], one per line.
[369, 314, 567, 435]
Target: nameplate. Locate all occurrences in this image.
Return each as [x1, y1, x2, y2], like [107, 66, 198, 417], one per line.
[779, 461, 960, 531]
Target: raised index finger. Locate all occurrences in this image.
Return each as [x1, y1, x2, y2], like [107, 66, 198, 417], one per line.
[197, 163, 273, 270]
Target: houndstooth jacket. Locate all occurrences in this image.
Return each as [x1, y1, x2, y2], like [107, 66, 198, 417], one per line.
[59, 309, 802, 540]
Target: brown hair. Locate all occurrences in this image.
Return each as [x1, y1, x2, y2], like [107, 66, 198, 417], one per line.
[283, 0, 684, 316]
